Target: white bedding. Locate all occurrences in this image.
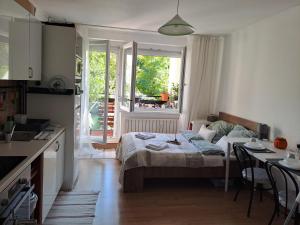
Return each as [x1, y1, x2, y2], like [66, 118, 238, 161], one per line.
[117, 132, 225, 185]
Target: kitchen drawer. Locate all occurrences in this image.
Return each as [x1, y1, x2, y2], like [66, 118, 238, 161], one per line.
[42, 131, 65, 222]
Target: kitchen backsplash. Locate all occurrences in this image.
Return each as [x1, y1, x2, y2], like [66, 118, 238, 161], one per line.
[0, 81, 19, 125]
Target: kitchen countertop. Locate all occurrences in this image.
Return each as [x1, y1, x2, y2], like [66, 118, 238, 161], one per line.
[0, 127, 65, 192]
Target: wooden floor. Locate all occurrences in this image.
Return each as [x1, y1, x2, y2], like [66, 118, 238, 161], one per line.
[74, 159, 285, 225]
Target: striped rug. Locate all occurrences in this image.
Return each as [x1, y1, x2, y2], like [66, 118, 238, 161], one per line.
[43, 191, 99, 225]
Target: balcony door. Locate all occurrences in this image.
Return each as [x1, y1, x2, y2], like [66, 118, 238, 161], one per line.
[88, 40, 110, 143]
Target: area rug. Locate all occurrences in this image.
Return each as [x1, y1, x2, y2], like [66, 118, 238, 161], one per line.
[78, 143, 116, 159]
[43, 191, 99, 225]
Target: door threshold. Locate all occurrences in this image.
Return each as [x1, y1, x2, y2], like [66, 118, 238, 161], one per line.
[91, 142, 119, 150]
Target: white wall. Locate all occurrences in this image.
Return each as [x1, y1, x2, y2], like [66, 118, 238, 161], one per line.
[217, 5, 300, 148]
[88, 26, 186, 48]
[88, 26, 186, 55]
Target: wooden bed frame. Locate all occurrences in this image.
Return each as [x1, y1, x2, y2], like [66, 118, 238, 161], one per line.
[122, 112, 265, 192]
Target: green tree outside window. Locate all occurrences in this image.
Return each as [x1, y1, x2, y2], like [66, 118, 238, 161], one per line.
[136, 55, 169, 97]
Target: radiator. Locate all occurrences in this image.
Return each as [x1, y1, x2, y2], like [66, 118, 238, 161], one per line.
[125, 118, 178, 133]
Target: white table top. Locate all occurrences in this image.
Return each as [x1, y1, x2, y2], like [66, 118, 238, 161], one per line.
[226, 137, 287, 162]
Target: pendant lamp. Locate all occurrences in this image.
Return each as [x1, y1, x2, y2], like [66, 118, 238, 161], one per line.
[158, 0, 194, 36]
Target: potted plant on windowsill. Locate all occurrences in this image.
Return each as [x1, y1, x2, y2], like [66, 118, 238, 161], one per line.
[160, 91, 169, 102]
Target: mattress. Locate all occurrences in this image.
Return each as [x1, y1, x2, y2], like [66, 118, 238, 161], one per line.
[117, 132, 226, 184]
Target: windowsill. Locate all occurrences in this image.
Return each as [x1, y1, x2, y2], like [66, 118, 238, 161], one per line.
[131, 111, 180, 116]
[120, 106, 179, 114]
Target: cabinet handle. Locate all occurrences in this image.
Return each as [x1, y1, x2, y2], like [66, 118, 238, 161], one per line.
[55, 141, 60, 152]
[28, 67, 33, 79]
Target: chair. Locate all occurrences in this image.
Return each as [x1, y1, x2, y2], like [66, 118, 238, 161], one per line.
[265, 161, 299, 225]
[233, 144, 271, 217]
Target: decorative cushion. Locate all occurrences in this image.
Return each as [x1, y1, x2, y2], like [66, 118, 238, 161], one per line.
[227, 125, 257, 138]
[207, 120, 234, 143]
[242, 167, 269, 184]
[198, 125, 216, 142]
[181, 130, 204, 142]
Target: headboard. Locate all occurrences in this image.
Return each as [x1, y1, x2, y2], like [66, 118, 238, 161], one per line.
[219, 112, 258, 133]
[218, 112, 270, 140]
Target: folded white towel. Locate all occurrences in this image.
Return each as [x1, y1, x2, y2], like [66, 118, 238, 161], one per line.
[147, 143, 163, 148]
[146, 143, 168, 151]
[135, 133, 156, 140]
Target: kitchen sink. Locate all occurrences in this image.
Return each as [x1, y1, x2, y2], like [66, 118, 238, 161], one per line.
[0, 131, 37, 142]
[12, 131, 38, 141]
[0, 156, 27, 180]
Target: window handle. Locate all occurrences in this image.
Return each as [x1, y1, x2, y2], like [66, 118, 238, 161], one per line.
[55, 141, 60, 152]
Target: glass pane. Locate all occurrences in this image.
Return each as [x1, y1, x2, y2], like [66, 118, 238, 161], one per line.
[134, 54, 181, 112]
[88, 47, 117, 140]
[88, 46, 108, 142]
[122, 47, 133, 108]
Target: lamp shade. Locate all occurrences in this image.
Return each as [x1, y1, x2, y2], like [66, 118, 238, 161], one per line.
[158, 14, 194, 36]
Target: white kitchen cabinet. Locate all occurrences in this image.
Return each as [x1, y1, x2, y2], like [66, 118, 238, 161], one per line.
[27, 24, 81, 191]
[56, 132, 65, 192]
[42, 131, 65, 222]
[9, 18, 41, 80]
[28, 19, 42, 80]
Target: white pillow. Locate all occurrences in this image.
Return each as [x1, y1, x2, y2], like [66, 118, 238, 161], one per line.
[216, 136, 228, 154]
[198, 125, 216, 142]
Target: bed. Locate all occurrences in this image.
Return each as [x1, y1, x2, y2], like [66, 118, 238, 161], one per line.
[117, 112, 268, 192]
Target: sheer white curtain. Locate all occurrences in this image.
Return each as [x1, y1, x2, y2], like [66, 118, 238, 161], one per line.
[179, 35, 224, 130]
[78, 27, 90, 140]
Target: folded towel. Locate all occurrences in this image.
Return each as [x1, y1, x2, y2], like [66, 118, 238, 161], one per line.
[135, 133, 156, 140]
[146, 143, 168, 151]
[147, 143, 164, 148]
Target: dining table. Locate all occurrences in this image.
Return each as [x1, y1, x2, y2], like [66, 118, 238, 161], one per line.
[228, 138, 300, 225]
[223, 137, 287, 192]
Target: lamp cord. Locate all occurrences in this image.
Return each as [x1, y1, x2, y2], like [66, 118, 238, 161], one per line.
[177, 0, 180, 14]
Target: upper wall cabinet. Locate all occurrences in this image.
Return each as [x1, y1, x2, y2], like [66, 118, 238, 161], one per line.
[9, 18, 42, 80]
[0, 0, 42, 80]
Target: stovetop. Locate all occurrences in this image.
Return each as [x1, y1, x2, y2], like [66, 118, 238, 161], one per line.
[0, 156, 27, 181]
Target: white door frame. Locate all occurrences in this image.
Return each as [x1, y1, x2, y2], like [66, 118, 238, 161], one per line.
[102, 40, 110, 143]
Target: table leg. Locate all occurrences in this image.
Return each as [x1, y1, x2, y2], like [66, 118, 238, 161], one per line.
[225, 142, 230, 192]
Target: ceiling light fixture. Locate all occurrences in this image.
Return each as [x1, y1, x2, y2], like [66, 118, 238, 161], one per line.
[158, 0, 194, 36]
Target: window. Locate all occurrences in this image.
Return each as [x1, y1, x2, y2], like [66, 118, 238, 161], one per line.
[134, 54, 182, 112]
[120, 43, 186, 113]
[122, 44, 136, 111]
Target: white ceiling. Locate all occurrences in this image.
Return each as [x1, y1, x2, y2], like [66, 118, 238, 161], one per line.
[31, 0, 300, 34]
